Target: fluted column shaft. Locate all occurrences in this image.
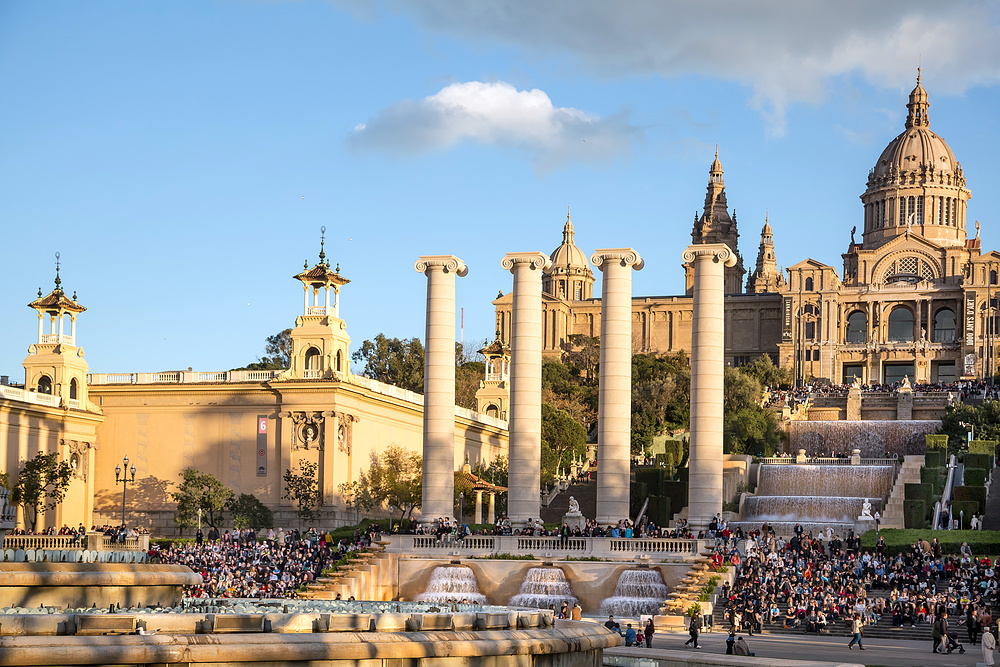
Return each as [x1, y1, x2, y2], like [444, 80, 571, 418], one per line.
[683, 244, 737, 531]
[592, 248, 644, 526]
[502, 252, 552, 527]
[415, 255, 468, 523]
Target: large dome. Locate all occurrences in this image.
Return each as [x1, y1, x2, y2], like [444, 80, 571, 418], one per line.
[871, 127, 958, 181]
[543, 208, 595, 300]
[550, 234, 589, 269]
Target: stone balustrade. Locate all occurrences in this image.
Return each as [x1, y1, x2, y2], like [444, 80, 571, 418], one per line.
[757, 457, 899, 466]
[387, 535, 707, 560]
[0, 384, 61, 408]
[2, 533, 149, 554]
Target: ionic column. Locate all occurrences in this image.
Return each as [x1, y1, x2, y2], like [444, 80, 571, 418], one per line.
[475, 490, 483, 524]
[415, 255, 469, 523]
[37, 313, 43, 343]
[502, 252, 552, 528]
[683, 244, 737, 532]
[591, 248, 644, 525]
[488, 493, 496, 524]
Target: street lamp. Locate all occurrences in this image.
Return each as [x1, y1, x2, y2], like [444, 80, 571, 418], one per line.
[114, 455, 137, 527]
[960, 421, 975, 445]
[960, 509, 965, 531]
[458, 492, 465, 526]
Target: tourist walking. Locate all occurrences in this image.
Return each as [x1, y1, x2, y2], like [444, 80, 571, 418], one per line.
[685, 613, 702, 649]
[846, 613, 865, 650]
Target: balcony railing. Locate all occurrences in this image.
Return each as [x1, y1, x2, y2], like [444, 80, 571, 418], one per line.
[40, 333, 75, 345]
[303, 369, 323, 379]
[306, 306, 330, 316]
[0, 385, 62, 408]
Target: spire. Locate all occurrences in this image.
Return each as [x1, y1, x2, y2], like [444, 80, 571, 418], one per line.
[53, 252, 63, 292]
[562, 205, 575, 245]
[318, 226, 327, 263]
[905, 67, 929, 129]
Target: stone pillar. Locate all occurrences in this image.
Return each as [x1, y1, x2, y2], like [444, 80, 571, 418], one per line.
[591, 248, 644, 526]
[683, 244, 737, 532]
[474, 490, 483, 525]
[488, 493, 496, 524]
[415, 255, 469, 523]
[502, 252, 552, 528]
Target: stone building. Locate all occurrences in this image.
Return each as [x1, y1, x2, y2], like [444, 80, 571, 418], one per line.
[495, 74, 996, 385]
[0, 241, 508, 534]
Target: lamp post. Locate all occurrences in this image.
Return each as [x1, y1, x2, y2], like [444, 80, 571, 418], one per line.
[114, 455, 137, 527]
[960, 421, 975, 445]
[458, 492, 464, 526]
[874, 511, 881, 536]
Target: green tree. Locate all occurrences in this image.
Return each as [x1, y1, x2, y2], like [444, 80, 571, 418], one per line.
[227, 492, 274, 529]
[0, 452, 73, 531]
[541, 404, 587, 483]
[940, 401, 1000, 456]
[561, 334, 601, 385]
[341, 445, 422, 524]
[283, 460, 322, 526]
[723, 367, 782, 456]
[630, 352, 691, 454]
[738, 354, 792, 390]
[236, 328, 293, 371]
[351, 334, 425, 393]
[456, 361, 485, 410]
[171, 468, 234, 530]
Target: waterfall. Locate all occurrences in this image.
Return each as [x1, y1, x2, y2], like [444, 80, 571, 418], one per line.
[509, 567, 579, 609]
[414, 566, 488, 604]
[789, 420, 939, 457]
[599, 569, 669, 617]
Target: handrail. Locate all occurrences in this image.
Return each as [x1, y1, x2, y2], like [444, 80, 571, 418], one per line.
[934, 454, 958, 530]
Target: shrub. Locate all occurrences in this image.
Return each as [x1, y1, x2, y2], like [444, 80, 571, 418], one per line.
[963, 453, 994, 470]
[924, 449, 945, 468]
[661, 480, 689, 513]
[920, 467, 944, 495]
[954, 486, 987, 514]
[926, 434, 949, 450]
[904, 499, 926, 529]
[647, 495, 672, 526]
[687, 603, 702, 618]
[635, 469, 663, 496]
[904, 482, 932, 506]
[969, 440, 999, 456]
[964, 468, 989, 487]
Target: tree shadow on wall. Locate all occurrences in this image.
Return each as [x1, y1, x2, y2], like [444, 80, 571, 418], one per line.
[93, 475, 174, 513]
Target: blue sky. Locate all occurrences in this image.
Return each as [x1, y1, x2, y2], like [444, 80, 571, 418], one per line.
[2, 1, 1000, 378]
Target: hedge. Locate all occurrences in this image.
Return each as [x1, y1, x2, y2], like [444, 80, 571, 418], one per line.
[904, 499, 927, 529]
[920, 466, 944, 495]
[630, 482, 649, 518]
[951, 501, 980, 528]
[963, 453, 994, 470]
[969, 440, 999, 455]
[635, 469, 663, 495]
[904, 482, 932, 507]
[661, 480, 689, 513]
[964, 467, 989, 487]
[926, 434, 949, 450]
[647, 495, 672, 526]
[860, 529, 1000, 556]
[954, 486, 987, 514]
[924, 449, 945, 469]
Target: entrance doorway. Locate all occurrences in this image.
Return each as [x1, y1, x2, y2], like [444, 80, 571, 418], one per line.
[933, 361, 957, 384]
[883, 362, 915, 384]
[842, 364, 864, 384]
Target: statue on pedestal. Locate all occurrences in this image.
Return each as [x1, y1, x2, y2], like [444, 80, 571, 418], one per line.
[563, 496, 585, 532]
[859, 498, 874, 520]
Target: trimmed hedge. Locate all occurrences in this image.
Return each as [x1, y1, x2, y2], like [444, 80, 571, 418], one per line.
[860, 529, 1000, 556]
[954, 486, 987, 514]
[965, 467, 989, 487]
[924, 449, 945, 469]
[963, 453, 994, 470]
[661, 480, 689, 513]
[904, 499, 926, 528]
[920, 466, 944, 495]
[635, 469, 662, 495]
[926, 434, 949, 450]
[647, 495, 672, 526]
[969, 440, 999, 455]
[904, 482, 932, 507]
[951, 501, 980, 528]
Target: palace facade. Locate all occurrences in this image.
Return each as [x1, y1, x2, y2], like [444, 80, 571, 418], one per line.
[493, 75, 997, 387]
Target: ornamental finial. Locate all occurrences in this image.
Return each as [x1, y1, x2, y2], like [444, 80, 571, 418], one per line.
[319, 226, 327, 262]
[54, 252, 62, 291]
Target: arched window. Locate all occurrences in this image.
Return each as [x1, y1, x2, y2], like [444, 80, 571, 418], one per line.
[991, 270, 998, 286]
[916, 196, 923, 224]
[804, 277, 814, 291]
[335, 350, 343, 373]
[907, 196, 915, 224]
[880, 200, 886, 227]
[899, 197, 906, 225]
[933, 308, 956, 343]
[485, 405, 499, 418]
[938, 198, 944, 225]
[69, 378, 78, 400]
[575, 283, 583, 300]
[304, 347, 321, 371]
[846, 311, 867, 343]
[37, 375, 52, 395]
[888, 307, 915, 342]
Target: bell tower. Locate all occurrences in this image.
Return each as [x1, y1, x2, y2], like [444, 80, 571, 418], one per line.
[474, 331, 511, 420]
[284, 228, 352, 380]
[23, 253, 91, 408]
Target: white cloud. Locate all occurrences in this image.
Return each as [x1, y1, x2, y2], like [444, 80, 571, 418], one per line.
[350, 0, 1000, 135]
[348, 81, 637, 171]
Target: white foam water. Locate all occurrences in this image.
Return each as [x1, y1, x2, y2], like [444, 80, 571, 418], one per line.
[509, 567, 579, 609]
[599, 569, 669, 617]
[414, 566, 488, 604]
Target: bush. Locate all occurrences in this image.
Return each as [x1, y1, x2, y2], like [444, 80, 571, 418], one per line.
[904, 482, 932, 506]
[860, 529, 1000, 556]
[926, 434, 949, 450]
[904, 499, 927, 528]
[647, 495, 672, 526]
[924, 449, 945, 468]
[635, 469, 664, 495]
[964, 468, 989, 487]
[963, 453, 994, 470]
[228, 493, 274, 530]
[954, 486, 987, 514]
[920, 467, 944, 495]
[661, 480, 689, 513]
[951, 501, 980, 528]
[969, 440, 999, 456]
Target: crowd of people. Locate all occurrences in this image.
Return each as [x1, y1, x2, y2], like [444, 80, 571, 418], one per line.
[716, 522, 998, 656]
[154, 524, 382, 598]
[8, 523, 150, 542]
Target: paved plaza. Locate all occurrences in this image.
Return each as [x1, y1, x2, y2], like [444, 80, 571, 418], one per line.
[649, 629, 984, 666]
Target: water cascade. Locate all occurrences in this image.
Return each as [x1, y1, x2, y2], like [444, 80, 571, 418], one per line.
[599, 569, 670, 617]
[790, 420, 939, 457]
[414, 566, 488, 604]
[734, 464, 895, 537]
[509, 567, 578, 609]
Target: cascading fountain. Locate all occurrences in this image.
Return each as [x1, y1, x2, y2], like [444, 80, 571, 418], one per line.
[733, 465, 896, 537]
[599, 569, 669, 617]
[790, 420, 939, 457]
[509, 567, 578, 609]
[414, 566, 488, 604]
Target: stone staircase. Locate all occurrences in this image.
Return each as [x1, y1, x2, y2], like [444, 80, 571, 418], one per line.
[655, 543, 732, 625]
[540, 479, 597, 525]
[298, 541, 395, 601]
[880, 455, 925, 529]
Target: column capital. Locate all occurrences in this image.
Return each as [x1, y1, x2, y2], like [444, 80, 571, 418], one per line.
[501, 252, 551, 273]
[591, 248, 644, 271]
[682, 243, 738, 268]
[415, 255, 469, 277]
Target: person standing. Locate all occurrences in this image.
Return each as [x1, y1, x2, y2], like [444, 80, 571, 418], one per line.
[933, 611, 948, 654]
[685, 613, 702, 649]
[983, 624, 997, 666]
[644, 618, 655, 648]
[847, 613, 865, 650]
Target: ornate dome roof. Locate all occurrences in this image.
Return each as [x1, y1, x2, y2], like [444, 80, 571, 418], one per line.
[549, 208, 590, 271]
[868, 70, 962, 184]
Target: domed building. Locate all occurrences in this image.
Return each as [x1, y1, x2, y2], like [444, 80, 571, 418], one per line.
[494, 73, 999, 388]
